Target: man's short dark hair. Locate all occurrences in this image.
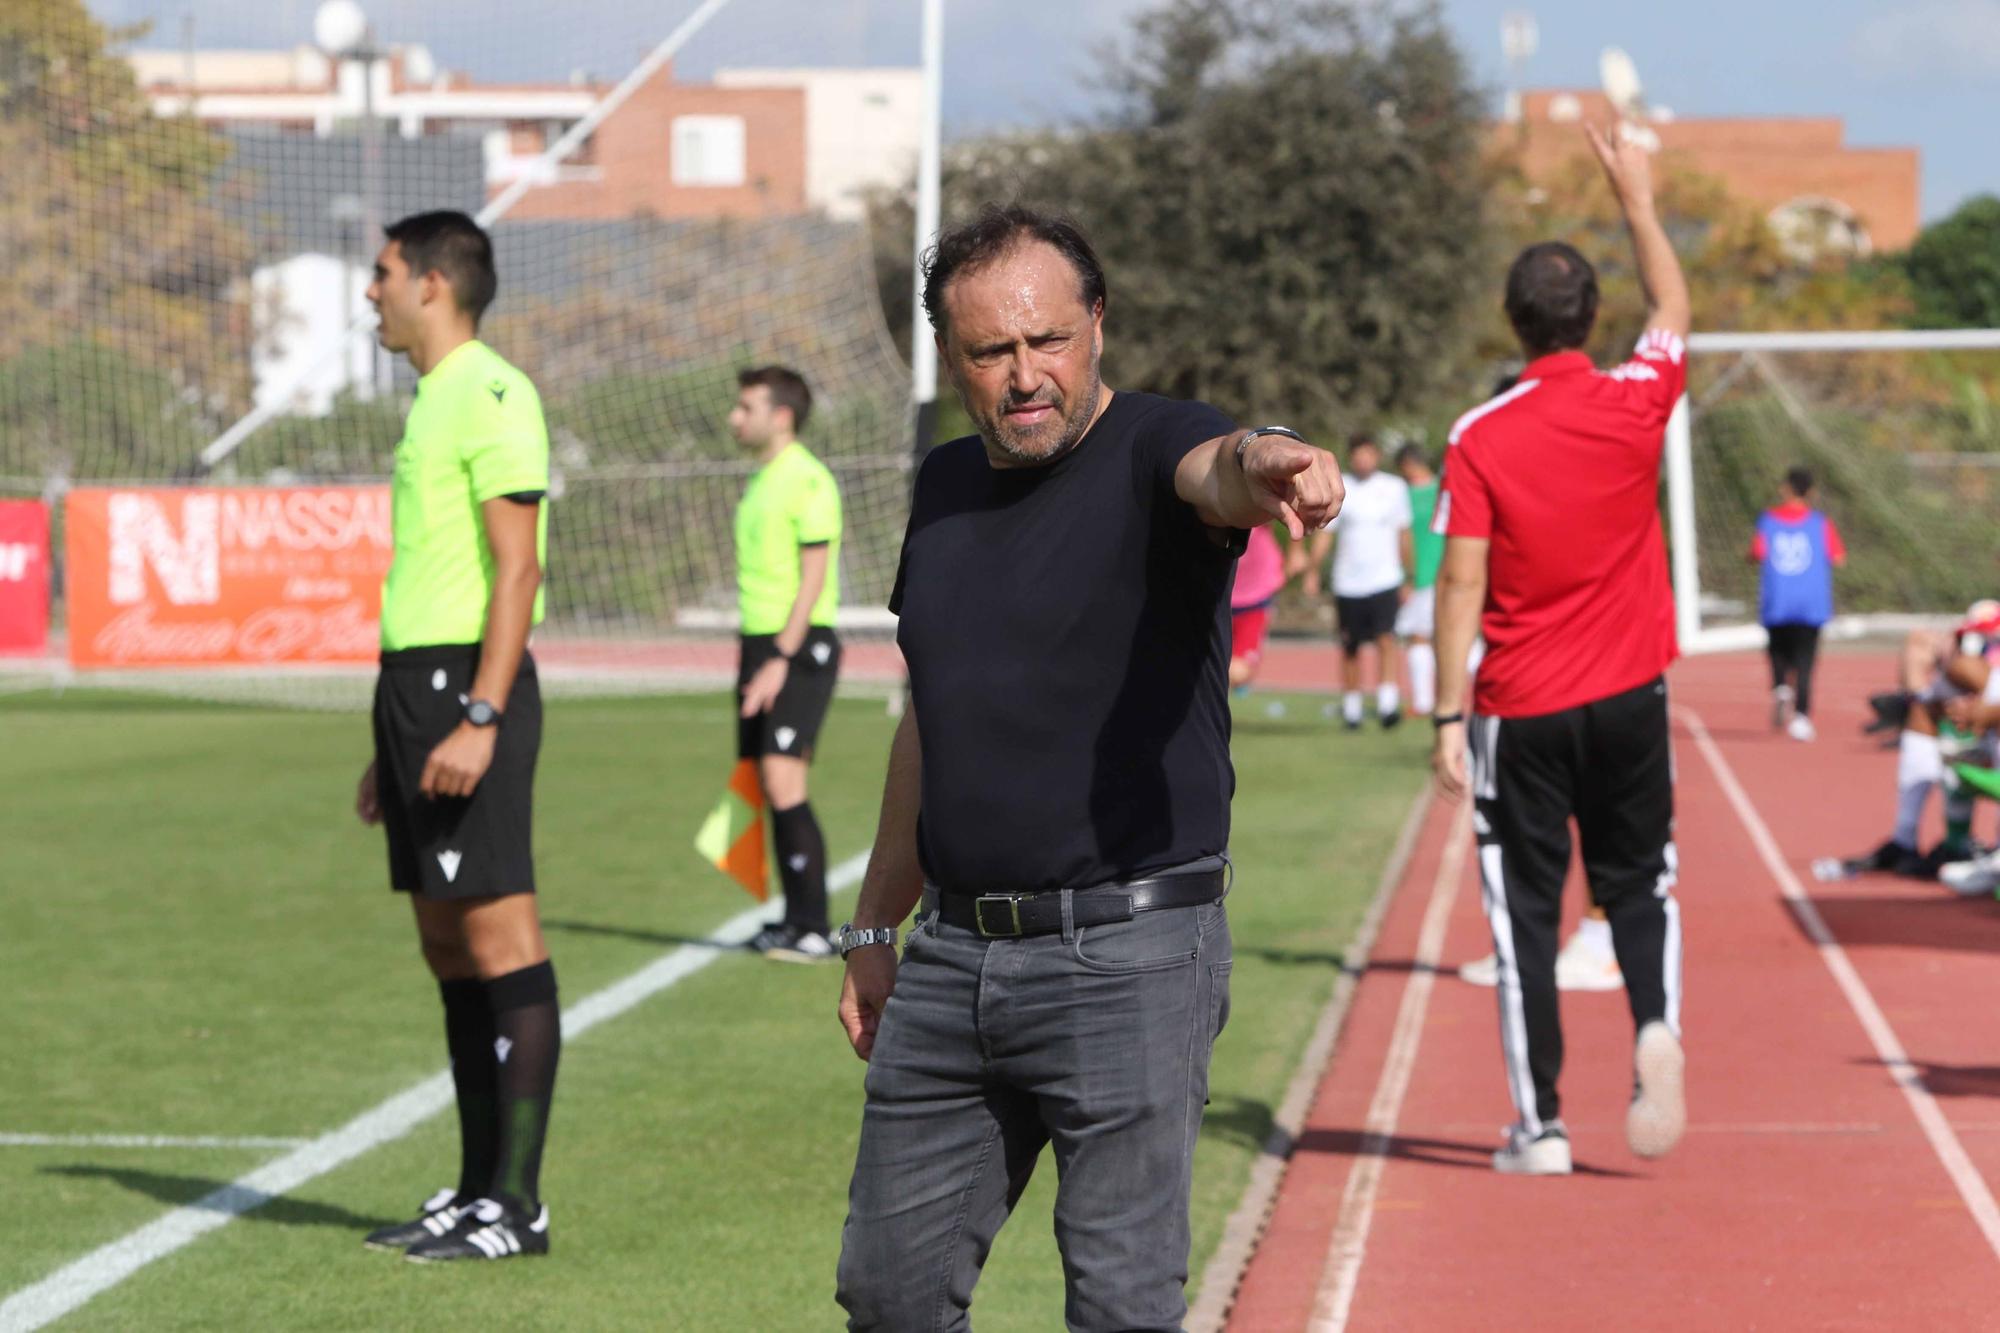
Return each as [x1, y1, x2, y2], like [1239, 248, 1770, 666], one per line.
[1504, 241, 1599, 357]
[384, 211, 498, 321]
[1395, 443, 1431, 471]
[739, 365, 813, 433]
[921, 204, 1107, 334]
[1785, 465, 1815, 497]
[1348, 432, 1379, 456]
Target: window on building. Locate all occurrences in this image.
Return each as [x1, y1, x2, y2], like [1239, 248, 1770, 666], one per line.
[671, 115, 746, 187]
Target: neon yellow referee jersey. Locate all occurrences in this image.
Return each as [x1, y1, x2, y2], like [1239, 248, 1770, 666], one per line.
[735, 443, 841, 635]
[380, 340, 550, 652]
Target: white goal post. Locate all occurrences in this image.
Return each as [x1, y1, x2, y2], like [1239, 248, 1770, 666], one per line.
[1666, 328, 2000, 655]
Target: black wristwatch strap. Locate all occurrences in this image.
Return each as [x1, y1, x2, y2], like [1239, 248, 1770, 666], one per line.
[1432, 711, 1466, 729]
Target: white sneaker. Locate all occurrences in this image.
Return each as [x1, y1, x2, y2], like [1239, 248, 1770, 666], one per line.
[1554, 929, 1624, 992]
[1456, 930, 1624, 991]
[1457, 952, 1500, 985]
[1772, 684, 1794, 730]
[1940, 847, 2000, 897]
[1786, 714, 1817, 742]
[1627, 1021, 1686, 1159]
[1493, 1121, 1572, 1175]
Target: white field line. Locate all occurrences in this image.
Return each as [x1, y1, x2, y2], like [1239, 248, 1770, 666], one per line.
[1310, 803, 1472, 1332]
[0, 1135, 309, 1150]
[1186, 788, 1433, 1333]
[1681, 707, 2000, 1260]
[0, 852, 868, 1333]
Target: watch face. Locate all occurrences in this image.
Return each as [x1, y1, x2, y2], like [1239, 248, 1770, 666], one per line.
[466, 700, 498, 726]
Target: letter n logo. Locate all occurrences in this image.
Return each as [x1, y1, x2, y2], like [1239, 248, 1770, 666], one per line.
[108, 493, 221, 606]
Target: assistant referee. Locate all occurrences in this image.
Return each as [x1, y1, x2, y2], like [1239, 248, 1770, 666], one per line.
[1432, 126, 1691, 1176]
[354, 211, 560, 1261]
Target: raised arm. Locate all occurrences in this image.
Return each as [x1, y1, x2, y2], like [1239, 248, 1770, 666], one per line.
[1175, 429, 1345, 539]
[1586, 122, 1690, 340]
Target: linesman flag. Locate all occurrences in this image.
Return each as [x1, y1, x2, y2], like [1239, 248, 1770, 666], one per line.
[695, 759, 768, 900]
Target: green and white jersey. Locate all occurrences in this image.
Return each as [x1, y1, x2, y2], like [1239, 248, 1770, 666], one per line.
[380, 340, 550, 652]
[734, 443, 842, 635]
[1408, 479, 1444, 591]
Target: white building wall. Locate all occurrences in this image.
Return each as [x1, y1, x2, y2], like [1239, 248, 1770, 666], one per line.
[714, 68, 921, 220]
[251, 254, 379, 419]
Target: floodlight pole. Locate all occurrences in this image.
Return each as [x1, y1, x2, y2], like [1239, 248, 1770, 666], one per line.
[909, 0, 944, 468]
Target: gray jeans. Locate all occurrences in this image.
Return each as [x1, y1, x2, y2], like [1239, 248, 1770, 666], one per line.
[836, 894, 1233, 1332]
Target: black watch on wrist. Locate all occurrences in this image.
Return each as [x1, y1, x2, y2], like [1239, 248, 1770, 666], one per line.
[1432, 711, 1465, 729]
[463, 698, 503, 728]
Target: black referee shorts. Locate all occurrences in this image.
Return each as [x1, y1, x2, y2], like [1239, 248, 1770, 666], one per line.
[372, 644, 541, 900]
[736, 627, 841, 761]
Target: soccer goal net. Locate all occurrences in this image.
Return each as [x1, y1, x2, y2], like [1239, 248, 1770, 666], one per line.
[1668, 329, 2000, 654]
[0, 1, 915, 709]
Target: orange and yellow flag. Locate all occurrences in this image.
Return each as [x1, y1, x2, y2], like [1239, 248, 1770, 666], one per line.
[694, 758, 768, 900]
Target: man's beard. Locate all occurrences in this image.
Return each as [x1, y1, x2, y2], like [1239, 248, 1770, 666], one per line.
[976, 374, 1102, 467]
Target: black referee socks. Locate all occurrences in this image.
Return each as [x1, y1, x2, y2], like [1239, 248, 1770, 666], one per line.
[483, 959, 561, 1213]
[772, 801, 829, 934]
[438, 978, 499, 1202]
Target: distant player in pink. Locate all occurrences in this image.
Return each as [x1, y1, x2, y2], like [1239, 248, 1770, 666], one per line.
[1231, 524, 1287, 690]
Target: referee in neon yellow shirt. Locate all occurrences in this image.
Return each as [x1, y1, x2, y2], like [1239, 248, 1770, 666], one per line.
[354, 211, 559, 1262]
[730, 366, 843, 962]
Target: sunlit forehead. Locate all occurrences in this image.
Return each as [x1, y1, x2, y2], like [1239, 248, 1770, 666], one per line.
[943, 241, 1094, 357]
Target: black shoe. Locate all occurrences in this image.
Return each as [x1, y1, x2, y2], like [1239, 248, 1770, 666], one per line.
[405, 1197, 549, 1263]
[1865, 691, 1911, 736]
[1380, 709, 1403, 730]
[1919, 839, 1976, 880]
[750, 922, 835, 962]
[363, 1188, 468, 1252]
[1849, 838, 1926, 877]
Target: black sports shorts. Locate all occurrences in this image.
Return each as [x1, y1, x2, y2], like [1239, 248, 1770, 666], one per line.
[1336, 587, 1402, 654]
[736, 627, 841, 761]
[372, 643, 541, 899]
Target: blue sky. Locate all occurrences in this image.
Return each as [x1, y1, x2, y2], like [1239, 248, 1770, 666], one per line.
[97, 0, 1998, 224]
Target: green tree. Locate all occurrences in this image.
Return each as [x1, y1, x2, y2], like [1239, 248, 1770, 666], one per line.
[0, 0, 247, 480]
[1904, 196, 2000, 329]
[873, 0, 1496, 433]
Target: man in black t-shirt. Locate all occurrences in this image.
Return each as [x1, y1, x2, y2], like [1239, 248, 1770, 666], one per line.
[831, 205, 1343, 1332]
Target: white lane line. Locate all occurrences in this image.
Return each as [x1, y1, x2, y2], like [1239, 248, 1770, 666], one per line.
[0, 1135, 311, 1151]
[1187, 788, 1434, 1333]
[1310, 803, 1472, 1333]
[0, 853, 868, 1333]
[1682, 707, 2000, 1259]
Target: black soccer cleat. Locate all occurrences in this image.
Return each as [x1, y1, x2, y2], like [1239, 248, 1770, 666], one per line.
[1380, 708, 1403, 731]
[405, 1197, 549, 1263]
[749, 922, 836, 962]
[363, 1188, 468, 1252]
[1864, 691, 1911, 736]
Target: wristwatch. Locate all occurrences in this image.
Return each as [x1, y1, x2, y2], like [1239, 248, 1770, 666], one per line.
[463, 698, 503, 727]
[1235, 425, 1307, 467]
[833, 923, 898, 957]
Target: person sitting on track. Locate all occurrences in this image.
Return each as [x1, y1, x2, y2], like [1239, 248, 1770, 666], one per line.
[1837, 601, 2000, 880]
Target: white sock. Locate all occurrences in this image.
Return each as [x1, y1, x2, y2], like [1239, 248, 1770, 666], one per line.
[1378, 682, 1401, 716]
[1893, 731, 1942, 848]
[1576, 915, 1614, 954]
[1343, 691, 1364, 724]
[1409, 643, 1436, 714]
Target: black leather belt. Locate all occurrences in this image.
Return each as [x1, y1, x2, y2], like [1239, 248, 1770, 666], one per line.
[928, 869, 1227, 940]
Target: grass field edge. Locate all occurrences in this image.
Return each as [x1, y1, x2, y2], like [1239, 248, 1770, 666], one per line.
[1185, 785, 1435, 1333]
[0, 854, 870, 1333]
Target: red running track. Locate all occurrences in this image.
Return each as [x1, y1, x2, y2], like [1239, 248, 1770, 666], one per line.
[1229, 650, 2000, 1331]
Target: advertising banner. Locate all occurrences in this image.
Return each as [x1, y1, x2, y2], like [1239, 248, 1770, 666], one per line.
[0, 499, 51, 656]
[65, 487, 391, 669]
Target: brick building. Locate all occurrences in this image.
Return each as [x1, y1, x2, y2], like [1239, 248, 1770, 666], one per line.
[132, 46, 917, 222]
[1501, 90, 1921, 255]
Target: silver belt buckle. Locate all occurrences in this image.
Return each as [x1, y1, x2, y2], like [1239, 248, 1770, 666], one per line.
[974, 895, 1023, 938]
